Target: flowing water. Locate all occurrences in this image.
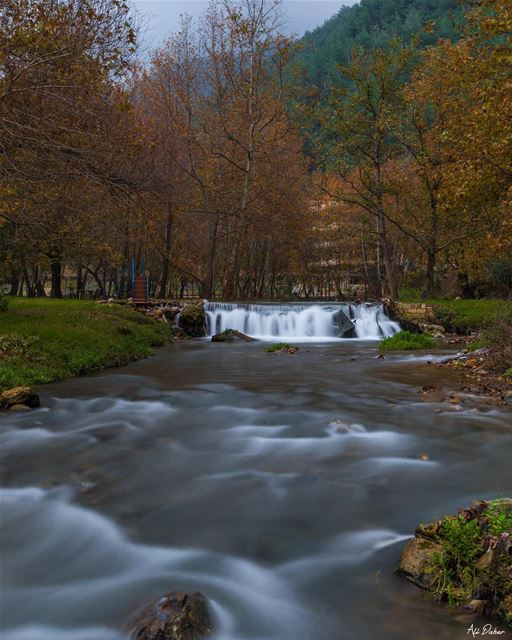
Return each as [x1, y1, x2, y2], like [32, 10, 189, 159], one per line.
[1, 305, 511, 640]
[205, 302, 400, 340]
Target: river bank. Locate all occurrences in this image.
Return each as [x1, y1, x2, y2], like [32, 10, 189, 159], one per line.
[0, 299, 171, 392]
[1, 297, 511, 407]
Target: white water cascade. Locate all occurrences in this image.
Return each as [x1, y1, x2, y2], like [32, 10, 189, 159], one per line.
[205, 302, 400, 341]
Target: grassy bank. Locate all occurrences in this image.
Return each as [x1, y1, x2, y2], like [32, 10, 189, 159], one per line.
[399, 292, 512, 333]
[0, 299, 170, 391]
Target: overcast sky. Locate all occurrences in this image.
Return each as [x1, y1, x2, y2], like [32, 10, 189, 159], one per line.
[133, 0, 359, 51]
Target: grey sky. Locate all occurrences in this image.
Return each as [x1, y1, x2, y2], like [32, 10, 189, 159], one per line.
[133, 0, 358, 51]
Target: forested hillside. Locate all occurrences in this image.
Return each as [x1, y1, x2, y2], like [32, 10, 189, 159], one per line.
[297, 0, 465, 92]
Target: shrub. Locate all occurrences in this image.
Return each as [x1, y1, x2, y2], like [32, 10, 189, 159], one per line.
[0, 295, 8, 312]
[379, 330, 437, 352]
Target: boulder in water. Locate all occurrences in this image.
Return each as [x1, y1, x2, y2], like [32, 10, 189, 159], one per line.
[333, 309, 356, 337]
[397, 537, 442, 590]
[328, 420, 365, 434]
[130, 591, 212, 640]
[178, 303, 206, 337]
[211, 329, 255, 343]
[265, 342, 298, 353]
[0, 386, 40, 410]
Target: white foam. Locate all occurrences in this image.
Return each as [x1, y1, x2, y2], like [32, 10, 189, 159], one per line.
[205, 302, 399, 341]
[0, 487, 314, 640]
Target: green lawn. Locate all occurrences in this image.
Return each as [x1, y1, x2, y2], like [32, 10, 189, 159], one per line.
[0, 298, 170, 391]
[399, 291, 512, 332]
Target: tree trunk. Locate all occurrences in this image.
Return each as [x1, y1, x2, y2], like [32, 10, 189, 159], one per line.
[159, 201, 174, 299]
[377, 212, 398, 300]
[424, 249, 437, 298]
[9, 272, 20, 296]
[202, 212, 219, 299]
[50, 257, 63, 298]
[76, 261, 84, 299]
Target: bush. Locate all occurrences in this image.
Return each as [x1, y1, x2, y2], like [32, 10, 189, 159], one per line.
[0, 295, 8, 312]
[379, 330, 437, 352]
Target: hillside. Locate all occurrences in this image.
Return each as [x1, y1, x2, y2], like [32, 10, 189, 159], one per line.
[296, 0, 465, 93]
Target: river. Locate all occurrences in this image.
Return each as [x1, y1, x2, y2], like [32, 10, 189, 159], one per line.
[1, 305, 511, 640]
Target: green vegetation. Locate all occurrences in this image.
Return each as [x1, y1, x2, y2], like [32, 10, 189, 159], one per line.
[266, 342, 294, 353]
[297, 0, 464, 97]
[432, 300, 512, 333]
[399, 292, 512, 333]
[0, 298, 170, 391]
[379, 330, 437, 352]
[423, 500, 512, 620]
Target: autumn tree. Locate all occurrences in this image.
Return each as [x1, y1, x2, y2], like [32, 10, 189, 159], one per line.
[314, 44, 416, 299]
[0, 0, 136, 296]
[408, 0, 512, 291]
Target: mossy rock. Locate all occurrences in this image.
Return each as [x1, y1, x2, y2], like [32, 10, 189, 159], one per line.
[397, 537, 443, 590]
[129, 591, 212, 640]
[397, 499, 512, 626]
[0, 386, 40, 409]
[265, 343, 299, 353]
[178, 303, 206, 337]
[211, 329, 255, 343]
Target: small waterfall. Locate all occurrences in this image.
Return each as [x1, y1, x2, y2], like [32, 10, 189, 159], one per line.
[205, 302, 400, 341]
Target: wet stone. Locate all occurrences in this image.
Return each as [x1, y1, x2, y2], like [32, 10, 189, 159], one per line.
[130, 591, 212, 640]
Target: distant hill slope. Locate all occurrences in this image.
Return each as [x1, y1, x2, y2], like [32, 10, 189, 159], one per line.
[296, 0, 465, 92]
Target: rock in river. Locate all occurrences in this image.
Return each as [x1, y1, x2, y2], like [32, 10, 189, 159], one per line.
[396, 537, 442, 590]
[396, 499, 512, 626]
[130, 591, 212, 640]
[0, 386, 40, 410]
[178, 303, 207, 337]
[211, 329, 255, 342]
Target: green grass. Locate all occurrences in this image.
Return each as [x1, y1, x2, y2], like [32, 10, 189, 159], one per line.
[379, 330, 437, 352]
[399, 292, 512, 333]
[0, 298, 170, 391]
[266, 342, 293, 353]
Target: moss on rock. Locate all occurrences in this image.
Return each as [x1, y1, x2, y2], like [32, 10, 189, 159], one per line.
[211, 329, 255, 342]
[178, 303, 206, 337]
[397, 499, 512, 626]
